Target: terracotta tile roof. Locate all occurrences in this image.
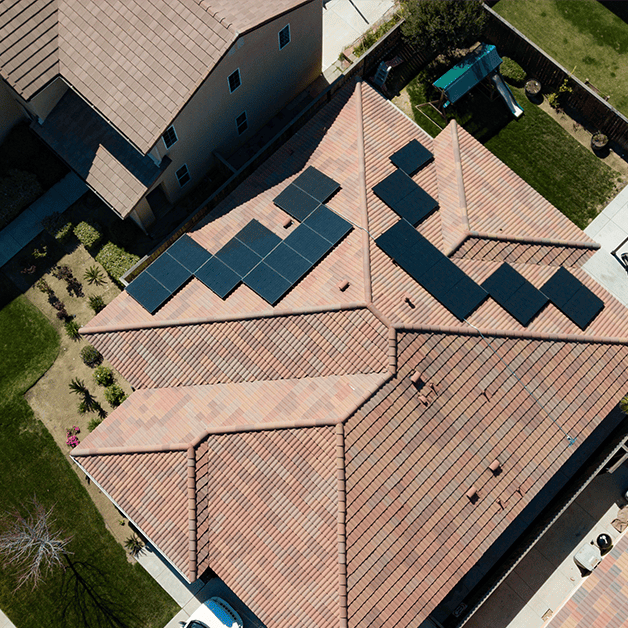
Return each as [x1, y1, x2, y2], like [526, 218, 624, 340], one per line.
[548, 533, 628, 627]
[78, 450, 189, 572]
[344, 331, 628, 624]
[73, 80, 628, 628]
[34, 90, 163, 216]
[195, 427, 340, 625]
[0, 0, 59, 100]
[74, 373, 388, 453]
[1, 0, 312, 153]
[85, 308, 389, 389]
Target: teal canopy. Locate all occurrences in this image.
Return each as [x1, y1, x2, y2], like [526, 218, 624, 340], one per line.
[433, 44, 502, 104]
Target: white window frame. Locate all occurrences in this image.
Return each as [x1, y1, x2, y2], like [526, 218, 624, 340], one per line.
[228, 69, 241, 93]
[235, 111, 248, 135]
[176, 164, 191, 187]
[162, 125, 178, 150]
[278, 24, 290, 50]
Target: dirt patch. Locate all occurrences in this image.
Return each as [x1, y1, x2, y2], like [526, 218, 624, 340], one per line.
[8, 243, 137, 552]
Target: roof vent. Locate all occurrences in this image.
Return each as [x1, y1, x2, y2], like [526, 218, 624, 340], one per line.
[410, 371, 423, 386]
[489, 459, 501, 475]
[404, 293, 415, 308]
[282, 217, 292, 228]
[337, 279, 350, 292]
[466, 487, 479, 503]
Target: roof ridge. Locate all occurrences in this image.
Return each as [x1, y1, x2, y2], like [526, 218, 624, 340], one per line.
[72, 372, 393, 458]
[450, 120, 471, 231]
[80, 302, 368, 335]
[335, 423, 348, 628]
[355, 78, 373, 305]
[186, 446, 197, 582]
[393, 322, 628, 345]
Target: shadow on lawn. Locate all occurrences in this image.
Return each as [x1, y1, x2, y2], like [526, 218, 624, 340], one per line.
[57, 555, 141, 628]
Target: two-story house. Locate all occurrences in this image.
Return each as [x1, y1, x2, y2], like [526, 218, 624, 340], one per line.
[0, 0, 322, 231]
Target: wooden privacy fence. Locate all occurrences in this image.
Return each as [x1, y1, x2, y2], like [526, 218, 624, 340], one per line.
[484, 5, 628, 151]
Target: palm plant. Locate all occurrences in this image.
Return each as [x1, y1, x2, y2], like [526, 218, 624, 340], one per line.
[68, 379, 97, 412]
[84, 266, 106, 286]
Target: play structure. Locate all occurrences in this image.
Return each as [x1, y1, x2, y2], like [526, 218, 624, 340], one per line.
[430, 43, 523, 118]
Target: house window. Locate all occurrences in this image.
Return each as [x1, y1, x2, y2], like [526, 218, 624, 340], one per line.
[176, 164, 191, 187]
[162, 125, 178, 149]
[228, 69, 241, 93]
[236, 111, 248, 135]
[279, 25, 290, 50]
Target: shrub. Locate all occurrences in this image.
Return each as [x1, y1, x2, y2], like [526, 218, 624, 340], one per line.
[88, 416, 104, 432]
[36, 279, 53, 294]
[500, 57, 526, 85]
[94, 365, 114, 387]
[66, 425, 80, 448]
[80, 345, 103, 367]
[84, 266, 106, 286]
[124, 534, 144, 558]
[32, 246, 47, 259]
[88, 295, 105, 314]
[73, 221, 102, 250]
[65, 320, 81, 340]
[548, 78, 573, 110]
[105, 384, 127, 407]
[96, 242, 140, 284]
[42, 213, 73, 243]
[353, 13, 401, 57]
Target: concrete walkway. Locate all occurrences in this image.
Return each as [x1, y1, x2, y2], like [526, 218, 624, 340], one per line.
[583, 183, 628, 306]
[0, 610, 15, 628]
[0, 172, 86, 268]
[322, 0, 396, 69]
[135, 545, 264, 628]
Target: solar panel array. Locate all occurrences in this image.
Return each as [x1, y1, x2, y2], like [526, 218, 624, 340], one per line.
[127, 168, 352, 311]
[541, 267, 604, 329]
[375, 220, 487, 320]
[482, 263, 548, 326]
[372, 140, 438, 226]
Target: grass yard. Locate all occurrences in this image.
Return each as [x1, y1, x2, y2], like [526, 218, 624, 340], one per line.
[0, 275, 178, 628]
[494, 0, 628, 116]
[400, 76, 619, 228]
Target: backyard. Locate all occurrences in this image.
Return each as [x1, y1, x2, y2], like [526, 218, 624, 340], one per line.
[392, 66, 622, 229]
[0, 266, 178, 627]
[494, 0, 628, 116]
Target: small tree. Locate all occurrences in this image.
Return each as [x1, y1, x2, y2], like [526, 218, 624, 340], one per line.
[0, 499, 72, 589]
[401, 0, 487, 58]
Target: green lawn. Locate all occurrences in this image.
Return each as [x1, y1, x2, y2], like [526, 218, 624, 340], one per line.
[0, 276, 178, 628]
[404, 77, 618, 228]
[494, 0, 628, 116]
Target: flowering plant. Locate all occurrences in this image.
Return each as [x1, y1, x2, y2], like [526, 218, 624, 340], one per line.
[65, 426, 80, 448]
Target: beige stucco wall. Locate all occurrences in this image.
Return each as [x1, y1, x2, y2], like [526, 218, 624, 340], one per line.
[155, 0, 322, 202]
[0, 80, 26, 142]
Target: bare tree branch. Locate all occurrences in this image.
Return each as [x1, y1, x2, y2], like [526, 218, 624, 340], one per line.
[0, 498, 72, 590]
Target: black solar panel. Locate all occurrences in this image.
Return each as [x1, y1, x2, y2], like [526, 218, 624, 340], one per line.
[283, 224, 332, 264]
[372, 170, 438, 226]
[482, 263, 548, 326]
[235, 220, 282, 257]
[273, 184, 320, 222]
[126, 272, 172, 314]
[264, 242, 312, 283]
[303, 205, 352, 244]
[375, 220, 486, 319]
[541, 267, 604, 329]
[195, 257, 241, 298]
[292, 166, 340, 203]
[166, 235, 212, 273]
[216, 238, 262, 277]
[390, 139, 434, 175]
[243, 262, 293, 305]
[145, 252, 192, 293]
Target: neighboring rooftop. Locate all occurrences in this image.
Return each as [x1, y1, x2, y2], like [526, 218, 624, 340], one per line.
[0, 0, 311, 153]
[73, 79, 628, 628]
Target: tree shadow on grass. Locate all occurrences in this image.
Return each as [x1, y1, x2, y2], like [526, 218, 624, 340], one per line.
[56, 555, 141, 628]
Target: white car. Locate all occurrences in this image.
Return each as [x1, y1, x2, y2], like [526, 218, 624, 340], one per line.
[181, 597, 243, 628]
